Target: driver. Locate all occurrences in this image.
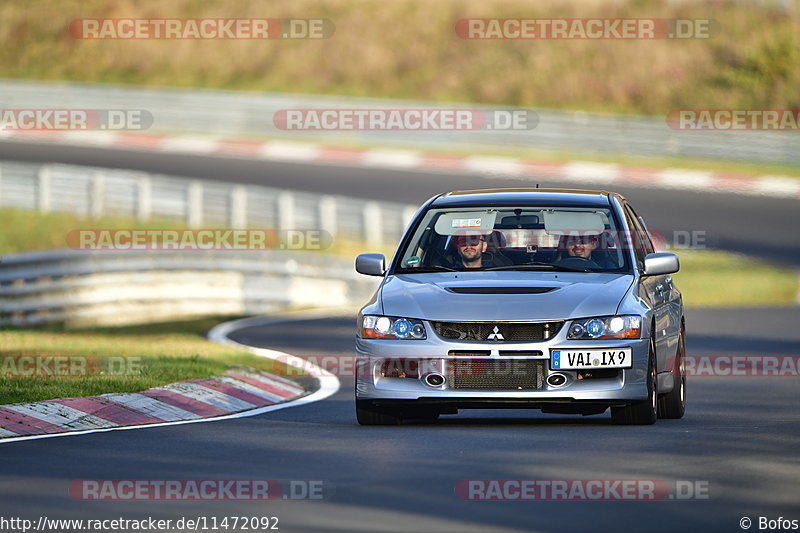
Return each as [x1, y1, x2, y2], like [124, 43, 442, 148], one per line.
[555, 234, 601, 268]
[454, 234, 488, 268]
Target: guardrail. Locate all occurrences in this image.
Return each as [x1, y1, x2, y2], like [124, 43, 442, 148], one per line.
[0, 160, 419, 248]
[0, 158, 405, 327]
[1, 79, 797, 165]
[0, 248, 379, 327]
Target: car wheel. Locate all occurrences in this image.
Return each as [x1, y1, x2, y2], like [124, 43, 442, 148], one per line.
[611, 334, 658, 425]
[356, 400, 403, 425]
[658, 324, 686, 419]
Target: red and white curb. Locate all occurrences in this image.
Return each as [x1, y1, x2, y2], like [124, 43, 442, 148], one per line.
[0, 311, 342, 444]
[1, 129, 798, 200]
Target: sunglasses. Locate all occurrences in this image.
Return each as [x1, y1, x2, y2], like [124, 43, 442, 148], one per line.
[564, 236, 597, 245]
[454, 236, 486, 246]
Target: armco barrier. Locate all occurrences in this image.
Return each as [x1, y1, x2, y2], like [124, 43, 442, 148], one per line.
[0, 160, 419, 248]
[0, 248, 379, 327]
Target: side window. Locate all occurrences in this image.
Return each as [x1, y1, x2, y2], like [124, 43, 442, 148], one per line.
[626, 204, 655, 254]
[622, 204, 647, 268]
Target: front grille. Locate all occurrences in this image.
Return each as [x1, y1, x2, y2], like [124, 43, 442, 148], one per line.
[432, 321, 562, 341]
[448, 359, 545, 390]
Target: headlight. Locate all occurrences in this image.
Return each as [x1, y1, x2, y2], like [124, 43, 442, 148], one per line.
[361, 315, 427, 340]
[567, 315, 641, 340]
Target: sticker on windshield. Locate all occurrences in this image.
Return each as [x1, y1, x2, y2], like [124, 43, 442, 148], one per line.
[434, 211, 497, 235]
[452, 218, 482, 228]
[405, 256, 421, 266]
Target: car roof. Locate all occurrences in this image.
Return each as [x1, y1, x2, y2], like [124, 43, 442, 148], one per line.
[429, 188, 618, 208]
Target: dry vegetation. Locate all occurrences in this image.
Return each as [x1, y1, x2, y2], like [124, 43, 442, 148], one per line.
[1, 0, 797, 114]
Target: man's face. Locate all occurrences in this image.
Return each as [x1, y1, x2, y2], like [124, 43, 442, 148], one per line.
[455, 235, 487, 264]
[565, 236, 597, 258]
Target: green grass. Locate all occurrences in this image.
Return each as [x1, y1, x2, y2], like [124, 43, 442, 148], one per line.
[1, 0, 798, 116]
[674, 249, 798, 307]
[0, 207, 397, 257]
[0, 208, 189, 255]
[0, 317, 302, 404]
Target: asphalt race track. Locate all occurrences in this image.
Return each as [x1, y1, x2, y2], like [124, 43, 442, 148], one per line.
[1, 308, 799, 533]
[1, 142, 799, 533]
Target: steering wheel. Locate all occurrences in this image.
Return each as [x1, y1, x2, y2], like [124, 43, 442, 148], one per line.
[555, 255, 601, 269]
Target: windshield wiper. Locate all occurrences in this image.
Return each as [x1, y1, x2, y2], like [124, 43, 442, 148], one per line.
[484, 262, 591, 273]
[399, 265, 459, 273]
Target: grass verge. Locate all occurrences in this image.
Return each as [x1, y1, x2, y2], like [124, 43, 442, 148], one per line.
[0, 208, 189, 255]
[673, 249, 798, 308]
[0, 207, 397, 257]
[0, 317, 300, 404]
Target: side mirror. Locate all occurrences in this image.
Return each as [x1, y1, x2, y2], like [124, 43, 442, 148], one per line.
[356, 253, 386, 276]
[643, 252, 679, 276]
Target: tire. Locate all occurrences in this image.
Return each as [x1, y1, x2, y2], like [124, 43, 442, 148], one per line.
[611, 335, 658, 425]
[356, 400, 403, 425]
[658, 324, 686, 419]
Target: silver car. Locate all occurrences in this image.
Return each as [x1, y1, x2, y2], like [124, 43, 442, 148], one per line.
[354, 188, 685, 425]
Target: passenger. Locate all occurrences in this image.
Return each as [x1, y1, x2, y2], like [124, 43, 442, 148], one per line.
[555, 234, 601, 269]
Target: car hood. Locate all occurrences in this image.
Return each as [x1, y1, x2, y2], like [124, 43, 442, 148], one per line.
[380, 271, 634, 321]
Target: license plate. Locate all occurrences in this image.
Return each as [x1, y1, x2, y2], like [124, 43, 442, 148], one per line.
[550, 349, 632, 370]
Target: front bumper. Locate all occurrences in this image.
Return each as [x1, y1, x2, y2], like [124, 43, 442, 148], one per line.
[355, 331, 650, 405]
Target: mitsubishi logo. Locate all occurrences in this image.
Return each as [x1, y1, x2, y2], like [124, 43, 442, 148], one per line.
[487, 325, 504, 341]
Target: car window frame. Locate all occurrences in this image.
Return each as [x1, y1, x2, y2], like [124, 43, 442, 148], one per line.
[625, 203, 655, 254]
[621, 202, 651, 270]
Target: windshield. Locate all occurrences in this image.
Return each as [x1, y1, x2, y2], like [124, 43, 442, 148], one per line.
[393, 205, 632, 274]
